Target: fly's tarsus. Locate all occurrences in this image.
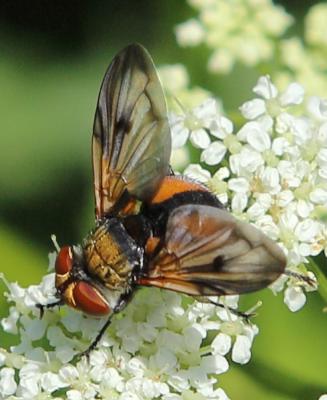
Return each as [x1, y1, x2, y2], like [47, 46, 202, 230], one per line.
[35, 300, 62, 318]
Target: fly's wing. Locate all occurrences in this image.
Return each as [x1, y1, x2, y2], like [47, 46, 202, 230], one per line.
[93, 43, 171, 218]
[138, 205, 286, 296]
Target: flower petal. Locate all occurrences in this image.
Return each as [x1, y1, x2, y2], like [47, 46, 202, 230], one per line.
[228, 178, 250, 193]
[232, 335, 252, 364]
[284, 286, 306, 312]
[190, 128, 211, 149]
[253, 76, 278, 99]
[240, 99, 266, 120]
[184, 164, 211, 182]
[279, 82, 304, 106]
[201, 141, 227, 165]
[211, 333, 232, 356]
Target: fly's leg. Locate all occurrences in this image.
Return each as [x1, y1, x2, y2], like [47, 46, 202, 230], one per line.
[77, 315, 113, 360]
[78, 291, 134, 360]
[35, 300, 63, 318]
[196, 297, 258, 323]
[208, 299, 256, 323]
[284, 270, 316, 287]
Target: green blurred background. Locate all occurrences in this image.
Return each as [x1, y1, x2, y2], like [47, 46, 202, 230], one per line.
[0, 1, 326, 399]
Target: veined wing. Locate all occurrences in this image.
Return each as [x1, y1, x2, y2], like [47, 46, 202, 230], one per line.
[92, 44, 171, 218]
[139, 205, 286, 296]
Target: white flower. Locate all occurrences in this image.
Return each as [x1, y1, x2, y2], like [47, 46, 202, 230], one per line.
[170, 99, 219, 149]
[41, 372, 67, 393]
[231, 335, 252, 364]
[169, 112, 190, 148]
[176, 0, 293, 73]
[24, 273, 57, 308]
[208, 48, 234, 74]
[201, 141, 227, 165]
[159, 64, 189, 93]
[1, 307, 20, 334]
[20, 315, 47, 341]
[67, 389, 84, 400]
[230, 146, 264, 176]
[0, 367, 17, 397]
[238, 121, 271, 151]
[200, 116, 235, 166]
[119, 393, 141, 400]
[211, 333, 232, 356]
[175, 19, 205, 47]
[240, 76, 304, 121]
[305, 3, 327, 48]
[17, 363, 42, 398]
[218, 318, 259, 365]
[177, 75, 324, 317]
[170, 98, 233, 153]
[207, 167, 230, 204]
[228, 177, 250, 193]
[284, 286, 306, 312]
[59, 362, 97, 399]
[184, 164, 211, 183]
[0, 272, 261, 400]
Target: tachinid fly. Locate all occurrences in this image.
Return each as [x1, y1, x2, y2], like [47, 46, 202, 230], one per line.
[38, 44, 286, 356]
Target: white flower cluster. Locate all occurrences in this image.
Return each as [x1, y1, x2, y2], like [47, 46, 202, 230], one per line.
[278, 3, 327, 97]
[170, 76, 325, 312]
[175, 0, 293, 73]
[174, 1, 327, 99]
[0, 270, 258, 400]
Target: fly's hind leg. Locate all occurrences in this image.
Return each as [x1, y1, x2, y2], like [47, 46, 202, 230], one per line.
[195, 296, 259, 323]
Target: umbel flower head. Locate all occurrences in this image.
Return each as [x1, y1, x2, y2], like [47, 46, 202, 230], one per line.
[170, 75, 322, 312]
[175, 0, 293, 73]
[0, 268, 257, 400]
[0, 74, 324, 399]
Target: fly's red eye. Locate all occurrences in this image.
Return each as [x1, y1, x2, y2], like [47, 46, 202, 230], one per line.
[55, 246, 73, 275]
[73, 281, 110, 315]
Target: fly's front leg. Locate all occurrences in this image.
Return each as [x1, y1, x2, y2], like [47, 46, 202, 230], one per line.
[77, 315, 113, 360]
[78, 291, 134, 360]
[35, 300, 63, 318]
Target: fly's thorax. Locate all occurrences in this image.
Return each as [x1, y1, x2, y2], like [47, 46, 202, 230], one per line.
[83, 217, 143, 290]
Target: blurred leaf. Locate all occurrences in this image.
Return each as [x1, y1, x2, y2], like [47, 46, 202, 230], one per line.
[220, 290, 327, 397]
[219, 365, 291, 400]
[243, 290, 327, 387]
[0, 224, 45, 308]
[0, 224, 45, 283]
[0, 56, 96, 199]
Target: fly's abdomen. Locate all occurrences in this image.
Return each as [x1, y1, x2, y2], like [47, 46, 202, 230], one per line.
[84, 218, 143, 289]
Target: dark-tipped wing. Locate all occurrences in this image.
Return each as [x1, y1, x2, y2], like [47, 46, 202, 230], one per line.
[138, 205, 286, 296]
[93, 43, 171, 218]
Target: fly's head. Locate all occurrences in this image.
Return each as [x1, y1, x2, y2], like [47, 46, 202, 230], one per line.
[54, 245, 111, 316]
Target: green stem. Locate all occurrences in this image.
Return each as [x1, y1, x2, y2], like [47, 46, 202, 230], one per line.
[308, 256, 327, 305]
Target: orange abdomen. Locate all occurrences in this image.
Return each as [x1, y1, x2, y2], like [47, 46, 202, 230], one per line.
[150, 176, 208, 204]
